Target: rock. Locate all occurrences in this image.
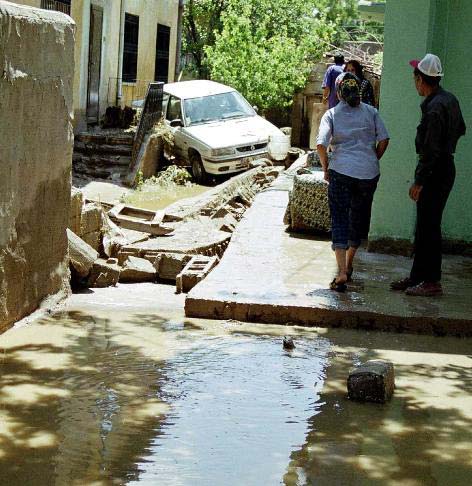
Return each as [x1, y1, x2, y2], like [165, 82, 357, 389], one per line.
[80, 202, 103, 235]
[120, 256, 156, 282]
[87, 258, 120, 288]
[283, 336, 295, 350]
[347, 360, 395, 403]
[69, 187, 83, 234]
[106, 258, 118, 264]
[67, 229, 99, 278]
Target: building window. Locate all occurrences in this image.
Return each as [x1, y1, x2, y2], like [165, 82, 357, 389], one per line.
[123, 13, 139, 83]
[41, 0, 71, 16]
[155, 24, 171, 83]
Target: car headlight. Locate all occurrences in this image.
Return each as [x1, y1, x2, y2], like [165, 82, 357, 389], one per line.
[211, 147, 235, 157]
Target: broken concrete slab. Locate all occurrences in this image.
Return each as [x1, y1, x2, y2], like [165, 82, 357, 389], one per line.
[156, 252, 192, 281]
[87, 258, 121, 288]
[67, 229, 99, 278]
[120, 218, 231, 261]
[80, 202, 103, 235]
[120, 256, 156, 283]
[347, 360, 395, 403]
[176, 255, 219, 293]
[108, 204, 174, 236]
[102, 212, 150, 258]
[81, 230, 101, 252]
[162, 166, 281, 223]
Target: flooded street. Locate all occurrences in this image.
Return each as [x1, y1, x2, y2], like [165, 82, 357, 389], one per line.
[0, 283, 471, 485]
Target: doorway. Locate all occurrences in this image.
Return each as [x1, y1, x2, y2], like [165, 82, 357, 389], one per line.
[86, 5, 103, 124]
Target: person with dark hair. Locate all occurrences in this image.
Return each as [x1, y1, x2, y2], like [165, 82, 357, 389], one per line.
[317, 72, 390, 291]
[391, 53, 466, 296]
[321, 52, 345, 109]
[344, 59, 376, 106]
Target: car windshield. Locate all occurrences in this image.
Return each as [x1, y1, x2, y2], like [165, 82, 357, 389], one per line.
[183, 91, 255, 126]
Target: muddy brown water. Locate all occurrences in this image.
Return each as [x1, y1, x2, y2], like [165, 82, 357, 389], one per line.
[0, 284, 471, 485]
[124, 183, 209, 211]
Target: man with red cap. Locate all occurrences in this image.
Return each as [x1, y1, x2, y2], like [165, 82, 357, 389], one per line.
[391, 53, 466, 296]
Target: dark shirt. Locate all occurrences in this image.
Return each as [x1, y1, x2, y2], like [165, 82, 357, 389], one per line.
[415, 87, 466, 185]
[322, 64, 344, 108]
[360, 78, 375, 106]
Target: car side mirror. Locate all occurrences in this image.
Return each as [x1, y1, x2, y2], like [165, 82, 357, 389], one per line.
[253, 106, 259, 113]
[170, 119, 183, 128]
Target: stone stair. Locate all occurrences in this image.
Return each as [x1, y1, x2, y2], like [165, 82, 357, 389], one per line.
[73, 131, 134, 180]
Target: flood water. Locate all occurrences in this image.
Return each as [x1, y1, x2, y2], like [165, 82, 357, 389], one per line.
[124, 183, 209, 211]
[0, 284, 471, 485]
[0, 305, 329, 486]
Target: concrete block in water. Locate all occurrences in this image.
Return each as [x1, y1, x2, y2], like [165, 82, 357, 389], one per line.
[347, 360, 395, 403]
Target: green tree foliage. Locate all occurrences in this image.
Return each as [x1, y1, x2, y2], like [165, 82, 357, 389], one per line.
[183, 0, 229, 78]
[206, 0, 357, 111]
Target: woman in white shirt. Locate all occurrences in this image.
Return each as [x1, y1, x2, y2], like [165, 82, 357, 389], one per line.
[317, 72, 390, 291]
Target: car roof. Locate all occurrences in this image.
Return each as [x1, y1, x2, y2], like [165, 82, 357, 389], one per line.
[164, 80, 235, 100]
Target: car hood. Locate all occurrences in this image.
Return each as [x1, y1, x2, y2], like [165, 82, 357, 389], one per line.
[183, 116, 282, 149]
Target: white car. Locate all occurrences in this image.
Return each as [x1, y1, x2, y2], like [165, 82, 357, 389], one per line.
[161, 80, 288, 183]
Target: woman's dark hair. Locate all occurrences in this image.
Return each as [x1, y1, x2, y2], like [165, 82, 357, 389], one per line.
[345, 60, 364, 80]
[414, 67, 441, 87]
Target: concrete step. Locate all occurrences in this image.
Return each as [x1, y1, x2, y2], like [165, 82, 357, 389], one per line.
[73, 153, 131, 168]
[73, 164, 128, 179]
[75, 132, 134, 146]
[74, 140, 132, 156]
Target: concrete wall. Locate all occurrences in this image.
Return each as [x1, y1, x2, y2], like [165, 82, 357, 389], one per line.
[11, 0, 179, 129]
[0, 1, 75, 331]
[370, 0, 472, 253]
[74, 0, 179, 128]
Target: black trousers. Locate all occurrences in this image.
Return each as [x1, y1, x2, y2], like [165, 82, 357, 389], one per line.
[410, 162, 455, 283]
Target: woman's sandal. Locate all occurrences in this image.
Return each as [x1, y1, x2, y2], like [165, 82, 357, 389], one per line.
[329, 278, 347, 292]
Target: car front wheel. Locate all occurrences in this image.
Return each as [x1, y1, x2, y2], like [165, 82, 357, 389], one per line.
[191, 153, 208, 184]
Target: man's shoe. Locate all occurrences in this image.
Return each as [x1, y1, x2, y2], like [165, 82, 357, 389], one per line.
[405, 281, 443, 297]
[390, 277, 414, 291]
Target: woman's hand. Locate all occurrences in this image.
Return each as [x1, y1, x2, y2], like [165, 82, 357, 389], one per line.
[324, 170, 330, 183]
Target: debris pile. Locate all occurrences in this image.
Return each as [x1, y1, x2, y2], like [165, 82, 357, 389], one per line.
[67, 164, 282, 292]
